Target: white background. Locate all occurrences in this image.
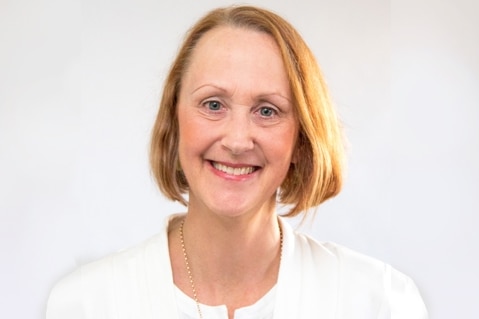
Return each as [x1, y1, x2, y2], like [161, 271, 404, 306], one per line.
[1, 0, 478, 318]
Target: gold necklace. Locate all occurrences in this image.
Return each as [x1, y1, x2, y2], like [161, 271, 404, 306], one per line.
[179, 218, 283, 319]
[179, 218, 203, 318]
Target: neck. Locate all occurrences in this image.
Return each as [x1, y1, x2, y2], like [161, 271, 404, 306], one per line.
[187, 209, 281, 280]
[168, 208, 283, 310]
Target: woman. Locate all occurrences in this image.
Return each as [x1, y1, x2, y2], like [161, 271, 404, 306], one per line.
[47, 5, 428, 319]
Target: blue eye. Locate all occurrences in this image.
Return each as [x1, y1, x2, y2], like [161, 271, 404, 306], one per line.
[259, 107, 275, 117]
[206, 100, 221, 111]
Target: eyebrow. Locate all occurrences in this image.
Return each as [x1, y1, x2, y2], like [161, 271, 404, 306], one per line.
[192, 84, 227, 94]
[257, 93, 292, 104]
[192, 84, 292, 104]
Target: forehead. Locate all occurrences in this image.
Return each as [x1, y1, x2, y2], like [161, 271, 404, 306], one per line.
[195, 25, 276, 49]
[181, 26, 290, 97]
[190, 26, 281, 67]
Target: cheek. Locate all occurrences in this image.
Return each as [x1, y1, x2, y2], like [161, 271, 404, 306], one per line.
[269, 125, 298, 159]
[178, 120, 194, 147]
[177, 109, 195, 159]
[177, 110, 213, 157]
[178, 105, 198, 142]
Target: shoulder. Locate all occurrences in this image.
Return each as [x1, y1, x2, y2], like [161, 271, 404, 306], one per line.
[279, 221, 428, 318]
[283, 222, 387, 275]
[318, 241, 413, 295]
[321, 241, 388, 278]
[328, 242, 428, 318]
[76, 231, 166, 284]
[288, 227, 408, 282]
[46, 232, 171, 319]
[289, 231, 390, 287]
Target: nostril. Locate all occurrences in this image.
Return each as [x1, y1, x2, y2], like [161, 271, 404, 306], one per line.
[221, 136, 255, 155]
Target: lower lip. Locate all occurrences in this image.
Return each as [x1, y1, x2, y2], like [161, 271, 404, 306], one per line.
[209, 161, 258, 181]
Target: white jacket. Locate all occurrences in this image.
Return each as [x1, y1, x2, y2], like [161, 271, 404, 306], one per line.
[47, 216, 428, 319]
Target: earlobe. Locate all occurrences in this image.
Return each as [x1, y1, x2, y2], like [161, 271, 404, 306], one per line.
[176, 152, 184, 173]
[291, 138, 301, 164]
[291, 131, 305, 164]
[291, 148, 299, 164]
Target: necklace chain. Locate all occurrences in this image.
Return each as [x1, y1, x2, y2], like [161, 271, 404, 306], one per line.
[179, 218, 283, 319]
[179, 218, 203, 318]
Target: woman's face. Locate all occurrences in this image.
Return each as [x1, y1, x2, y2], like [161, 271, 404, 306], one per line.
[177, 26, 298, 218]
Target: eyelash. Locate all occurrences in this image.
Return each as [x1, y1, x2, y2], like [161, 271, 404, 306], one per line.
[201, 99, 280, 120]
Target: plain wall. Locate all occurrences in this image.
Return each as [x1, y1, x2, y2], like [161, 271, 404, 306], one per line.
[1, 0, 478, 318]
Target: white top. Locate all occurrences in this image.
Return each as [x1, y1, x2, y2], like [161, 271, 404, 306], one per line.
[175, 285, 276, 319]
[46, 215, 428, 319]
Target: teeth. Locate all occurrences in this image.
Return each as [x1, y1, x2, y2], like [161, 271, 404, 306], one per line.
[213, 162, 255, 175]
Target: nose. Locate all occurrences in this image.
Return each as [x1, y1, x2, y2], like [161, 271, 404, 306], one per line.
[221, 112, 255, 155]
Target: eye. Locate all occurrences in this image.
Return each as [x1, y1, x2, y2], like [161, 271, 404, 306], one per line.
[258, 106, 276, 117]
[205, 100, 222, 111]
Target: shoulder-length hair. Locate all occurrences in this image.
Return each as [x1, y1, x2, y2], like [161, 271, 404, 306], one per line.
[150, 5, 345, 217]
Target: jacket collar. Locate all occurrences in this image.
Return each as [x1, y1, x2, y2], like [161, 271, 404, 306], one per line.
[275, 217, 339, 318]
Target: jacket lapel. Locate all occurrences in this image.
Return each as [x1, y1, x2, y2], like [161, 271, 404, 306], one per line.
[274, 218, 339, 318]
[145, 216, 182, 319]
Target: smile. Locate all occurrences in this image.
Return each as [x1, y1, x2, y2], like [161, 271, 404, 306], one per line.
[211, 162, 258, 176]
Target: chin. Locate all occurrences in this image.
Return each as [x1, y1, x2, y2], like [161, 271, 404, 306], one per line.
[209, 205, 251, 219]
[206, 198, 273, 221]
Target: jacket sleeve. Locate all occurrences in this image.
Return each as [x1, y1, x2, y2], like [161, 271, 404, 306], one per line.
[386, 266, 429, 319]
[46, 269, 85, 319]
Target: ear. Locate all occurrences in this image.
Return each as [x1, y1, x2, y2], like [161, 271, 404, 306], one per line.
[291, 132, 303, 164]
[291, 143, 300, 164]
